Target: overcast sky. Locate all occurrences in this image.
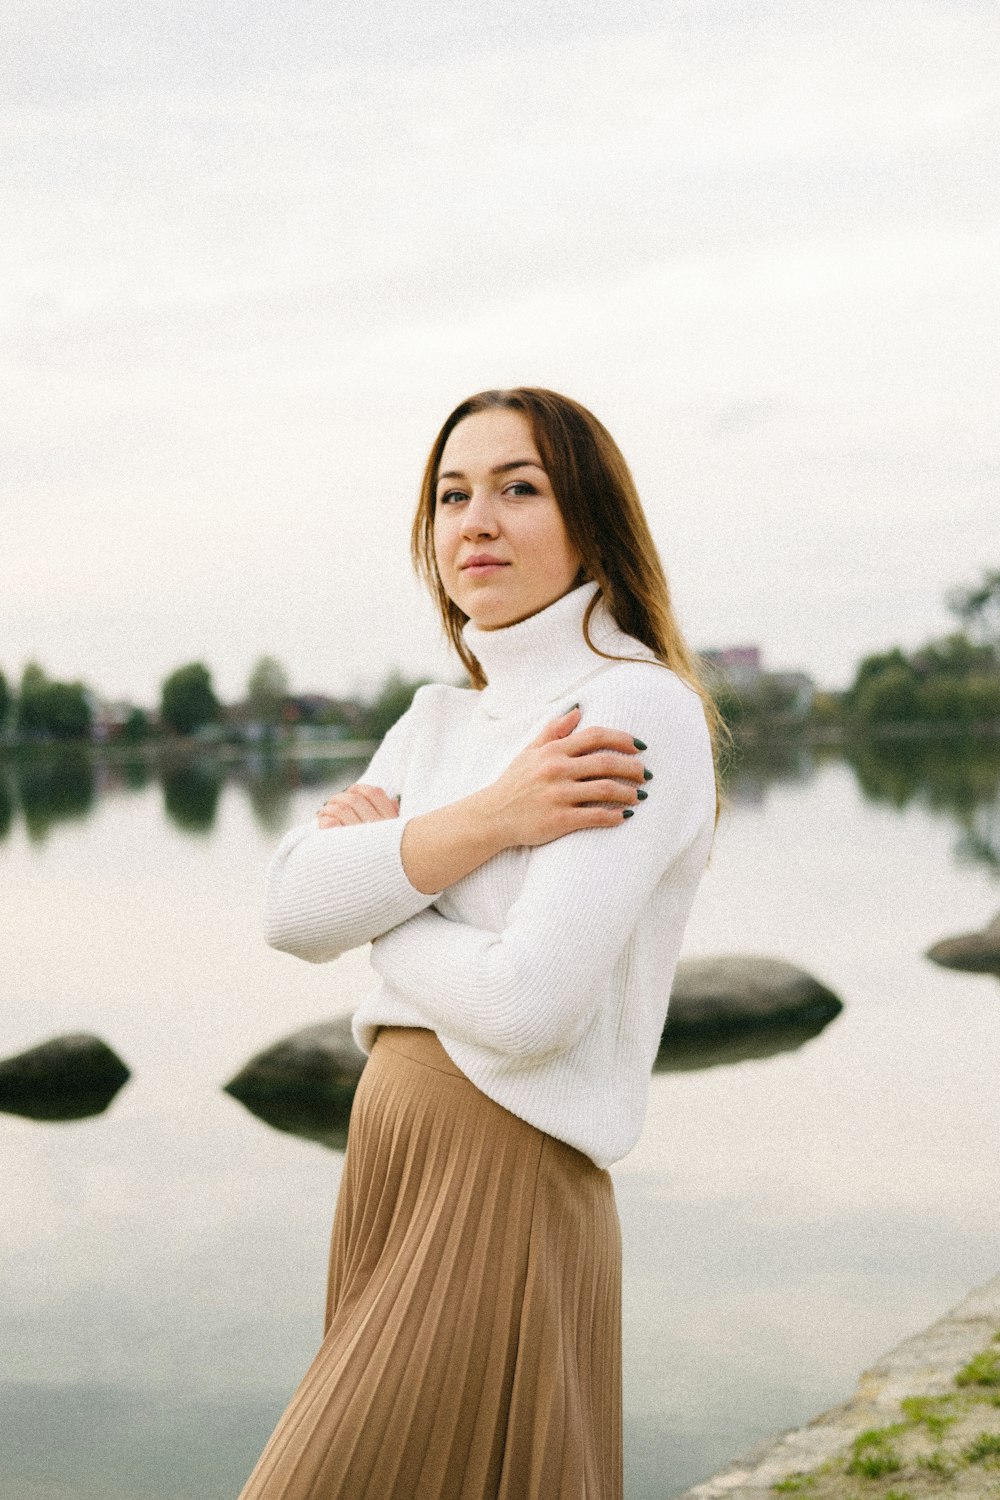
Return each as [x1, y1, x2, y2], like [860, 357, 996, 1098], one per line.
[4, 0, 998, 703]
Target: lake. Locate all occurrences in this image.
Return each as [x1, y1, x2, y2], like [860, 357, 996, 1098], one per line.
[1, 739, 998, 1499]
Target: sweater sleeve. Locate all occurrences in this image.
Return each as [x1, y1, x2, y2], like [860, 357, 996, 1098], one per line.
[368, 669, 716, 1058]
[263, 693, 442, 964]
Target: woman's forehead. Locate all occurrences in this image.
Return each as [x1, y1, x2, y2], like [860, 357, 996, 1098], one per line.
[438, 408, 540, 475]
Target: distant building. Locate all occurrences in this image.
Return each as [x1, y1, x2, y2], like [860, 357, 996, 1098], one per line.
[90, 698, 138, 743]
[700, 646, 763, 694]
[700, 647, 816, 719]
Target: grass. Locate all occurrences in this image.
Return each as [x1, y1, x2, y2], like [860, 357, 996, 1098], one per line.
[900, 1396, 957, 1440]
[847, 1426, 905, 1478]
[955, 1340, 1000, 1389]
[768, 1331, 1000, 1496]
[916, 1448, 956, 1477]
[964, 1431, 1000, 1464]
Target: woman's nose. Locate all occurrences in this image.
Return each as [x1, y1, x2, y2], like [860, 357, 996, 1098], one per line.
[460, 490, 500, 538]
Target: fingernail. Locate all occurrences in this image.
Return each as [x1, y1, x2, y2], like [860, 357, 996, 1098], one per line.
[643, 768, 654, 780]
[633, 737, 647, 751]
[636, 788, 648, 800]
[622, 808, 634, 819]
[567, 702, 581, 712]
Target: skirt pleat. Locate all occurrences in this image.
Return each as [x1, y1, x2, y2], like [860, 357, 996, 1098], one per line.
[238, 1025, 623, 1500]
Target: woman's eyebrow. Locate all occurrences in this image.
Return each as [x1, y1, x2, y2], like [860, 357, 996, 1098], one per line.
[437, 460, 545, 483]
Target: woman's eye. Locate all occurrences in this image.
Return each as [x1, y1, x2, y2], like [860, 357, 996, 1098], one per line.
[505, 482, 536, 497]
[438, 490, 467, 505]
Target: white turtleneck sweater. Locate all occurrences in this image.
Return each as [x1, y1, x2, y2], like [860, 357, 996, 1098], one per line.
[263, 581, 716, 1169]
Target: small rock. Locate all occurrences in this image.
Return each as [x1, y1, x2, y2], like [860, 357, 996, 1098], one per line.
[0, 1033, 131, 1121]
[926, 910, 1000, 974]
[663, 955, 843, 1040]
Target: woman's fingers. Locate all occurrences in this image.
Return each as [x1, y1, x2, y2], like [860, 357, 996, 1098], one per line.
[350, 783, 399, 819]
[532, 705, 582, 746]
[317, 783, 400, 827]
[564, 724, 645, 759]
[574, 777, 642, 806]
[569, 749, 646, 785]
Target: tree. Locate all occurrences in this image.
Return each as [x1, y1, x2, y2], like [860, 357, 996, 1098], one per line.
[246, 655, 289, 730]
[15, 661, 92, 740]
[160, 663, 220, 736]
[359, 671, 430, 740]
[947, 568, 1000, 650]
[845, 648, 913, 714]
[121, 707, 151, 743]
[852, 665, 922, 724]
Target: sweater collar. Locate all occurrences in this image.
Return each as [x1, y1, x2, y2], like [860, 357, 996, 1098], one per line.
[462, 580, 650, 718]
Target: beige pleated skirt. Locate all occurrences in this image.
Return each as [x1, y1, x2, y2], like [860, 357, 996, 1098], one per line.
[238, 1024, 623, 1500]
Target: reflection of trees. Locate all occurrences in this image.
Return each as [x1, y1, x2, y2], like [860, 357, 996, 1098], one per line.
[161, 761, 224, 833]
[245, 765, 293, 832]
[14, 750, 96, 842]
[0, 770, 13, 840]
[843, 736, 1000, 874]
[0, 749, 375, 841]
[720, 739, 815, 807]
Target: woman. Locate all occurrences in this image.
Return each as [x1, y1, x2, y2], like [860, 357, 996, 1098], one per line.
[240, 388, 726, 1500]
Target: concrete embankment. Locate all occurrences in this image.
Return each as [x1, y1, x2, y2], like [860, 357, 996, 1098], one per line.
[679, 1272, 1000, 1498]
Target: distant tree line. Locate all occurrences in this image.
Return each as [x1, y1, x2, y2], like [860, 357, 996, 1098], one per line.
[2, 568, 998, 747]
[0, 654, 432, 748]
[839, 568, 1000, 729]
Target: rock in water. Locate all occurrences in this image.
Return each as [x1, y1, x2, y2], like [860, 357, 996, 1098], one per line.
[0, 1033, 131, 1120]
[663, 955, 843, 1043]
[926, 911, 1000, 975]
[225, 1017, 366, 1151]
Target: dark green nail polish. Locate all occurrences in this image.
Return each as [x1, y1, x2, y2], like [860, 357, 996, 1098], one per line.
[643, 767, 654, 781]
[622, 807, 634, 819]
[636, 788, 648, 800]
[633, 737, 647, 751]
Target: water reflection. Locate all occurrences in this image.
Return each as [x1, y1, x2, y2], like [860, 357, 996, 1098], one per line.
[1, 740, 998, 875]
[225, 1090, 352, 1153]
[9, 749, 96, 842]
[0, 772, 12, 839]
[654, 1009, 841, 1073]
[842, 736, 1000, 872]
[161, 761, 225, 832]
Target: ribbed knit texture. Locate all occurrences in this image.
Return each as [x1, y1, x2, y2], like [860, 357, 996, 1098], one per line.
[263, 580, 716, 1168]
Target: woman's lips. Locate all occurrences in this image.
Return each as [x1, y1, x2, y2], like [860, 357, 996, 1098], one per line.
[461, 561, 509, 575]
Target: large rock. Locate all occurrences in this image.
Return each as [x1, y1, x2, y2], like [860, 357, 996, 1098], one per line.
[663, 955, 843, 1041]
[0, 1032, 131, 1120]
[926, 910, 1000, 974]
[224, 1017, 366, 1151]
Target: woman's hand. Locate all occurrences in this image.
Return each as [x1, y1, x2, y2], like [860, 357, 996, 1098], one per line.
[317, 784, 400, 828]
[482, 705, 648, 850]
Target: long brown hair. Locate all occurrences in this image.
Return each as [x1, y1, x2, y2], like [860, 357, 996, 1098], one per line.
[411, 387, 730, 822]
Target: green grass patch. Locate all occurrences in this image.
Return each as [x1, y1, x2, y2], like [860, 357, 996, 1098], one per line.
[847, 1426, 904, 1479]
[917, 1448, 957, 1478]
[955, 1337, 1000, 1389]
[964, 1431, 1000, 1463]
[899, 1394, 957, 1439]
[772, 1473, 816, 1493]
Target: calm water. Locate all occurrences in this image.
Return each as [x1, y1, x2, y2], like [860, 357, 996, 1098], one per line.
[1, 741, 998, 1500]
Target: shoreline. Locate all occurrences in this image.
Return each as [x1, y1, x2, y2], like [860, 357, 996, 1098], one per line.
[679, 1272, 1000, 1498]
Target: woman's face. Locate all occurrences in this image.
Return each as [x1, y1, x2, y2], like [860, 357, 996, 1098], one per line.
[432, 408, 583, 631]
